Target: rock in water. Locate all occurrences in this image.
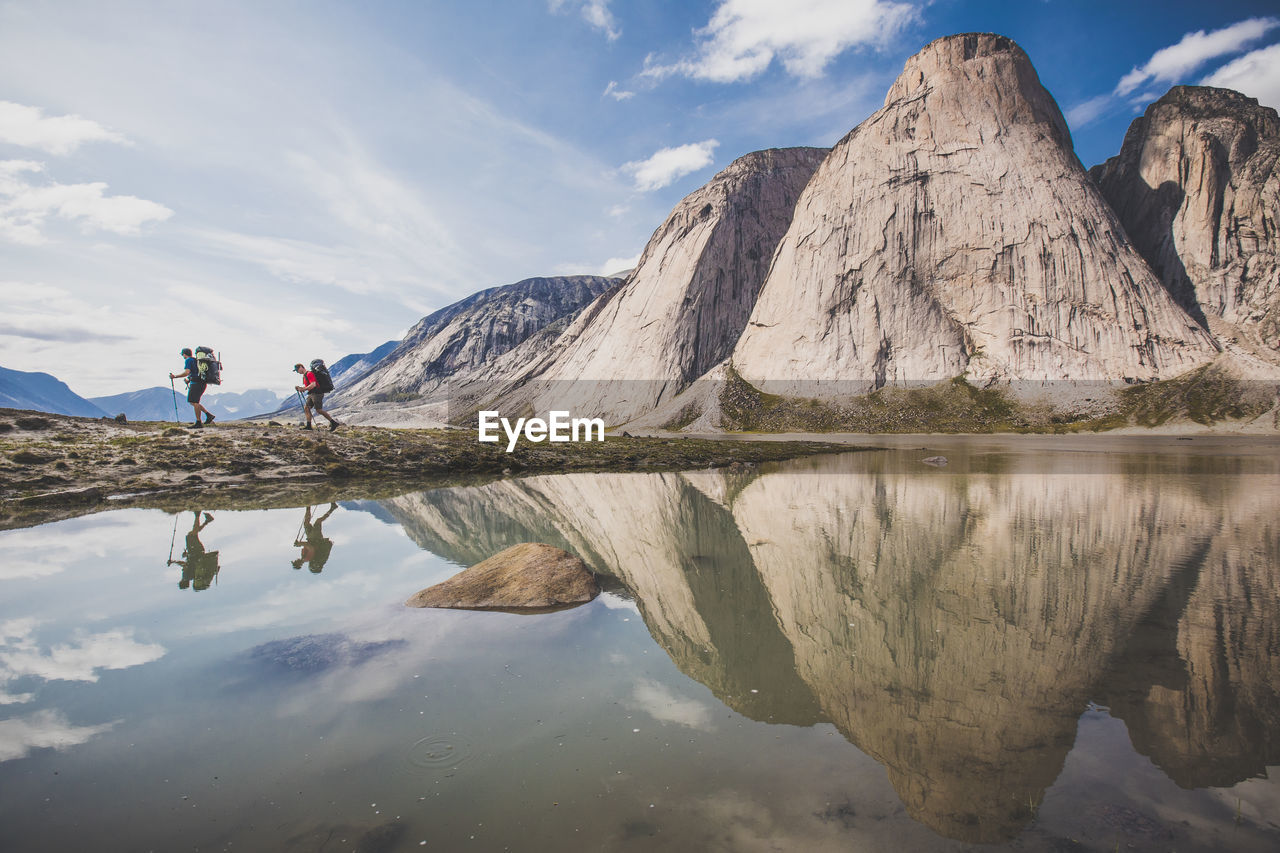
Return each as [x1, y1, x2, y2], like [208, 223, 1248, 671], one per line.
[1091, 86, 1280, 367]
[405, 543, 600, 611]
[491, 148, 827, 424]
[731, 33, 1217, 397]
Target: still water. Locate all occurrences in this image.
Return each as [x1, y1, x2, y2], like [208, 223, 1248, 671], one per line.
[1, 438, 1278, 851]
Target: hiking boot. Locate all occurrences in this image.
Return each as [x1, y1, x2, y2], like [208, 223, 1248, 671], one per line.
[204, 413, 216, 424]
[302, 424, 313, 431]
[329, 421, 340, 432]
[188, 421, 203, 429]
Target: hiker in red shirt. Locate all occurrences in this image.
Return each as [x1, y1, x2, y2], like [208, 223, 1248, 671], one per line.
[294, 363, 340, 431]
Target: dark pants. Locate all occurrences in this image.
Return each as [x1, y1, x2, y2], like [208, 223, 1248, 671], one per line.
[187, 380, 207, 403]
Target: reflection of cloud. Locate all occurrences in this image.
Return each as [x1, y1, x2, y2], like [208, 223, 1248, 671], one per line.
[0, 560, 66, 581]
[0, 622, 165, 702]
[0, 709, 117, 762]
[631, 678, 714, 729]
[598, 592, 640, 613]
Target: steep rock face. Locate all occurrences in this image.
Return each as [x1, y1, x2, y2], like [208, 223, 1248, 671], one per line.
[488, 148, 826, 424]
[329, 340, 398, 385]
[1091, 86, 1280, 365]
[731, 34, 1217, 395]
[335, 275, 617, 424]
[339, 276, 617, 400]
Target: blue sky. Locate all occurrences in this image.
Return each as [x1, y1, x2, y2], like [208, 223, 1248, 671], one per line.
[2, 0, 1278, 396]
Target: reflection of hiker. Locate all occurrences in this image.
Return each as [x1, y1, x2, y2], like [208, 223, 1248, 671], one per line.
[170, 348, 214, 428]
[169, 511, 220, 590]
[294, 362, 340, 432]
[292, 503, 337, 573]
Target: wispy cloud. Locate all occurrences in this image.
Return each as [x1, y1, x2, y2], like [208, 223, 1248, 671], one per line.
[549, 0, 620, 41]
[599, 253, 639, 275]
[642, 0, 916, 83]
[622, 140, 719, 191]
[603, 80, 634, 101]
[0, 159, 172, 244]
[1064, 94, 1116, 128]
[0, 280, 141, 347]
[1065, 17, 1280, 131]
[0, 709, 117, 761]
[1201, 42, 1280, 109]
[0, 100, 129, 155]
[1115, 17, 1279, 96]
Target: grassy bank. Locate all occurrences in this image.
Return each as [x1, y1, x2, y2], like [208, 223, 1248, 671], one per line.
[716, 365, 1277, 434]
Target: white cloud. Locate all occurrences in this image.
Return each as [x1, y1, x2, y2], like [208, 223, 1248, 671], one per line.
[622, 139, 719, 191]
[0, 100, 129, 155]
[0, 159, 172, 244]
[1202, 42, 1280, 110]
[599, 253, 640, 275]
[0, 709, 117, 761]
[550, 0, 620, 41]
[1115, 17, 1280, 96]
[642, 0, 916, 83]
[1064, 94, 1115, 129]
[603, 80, 634, 101]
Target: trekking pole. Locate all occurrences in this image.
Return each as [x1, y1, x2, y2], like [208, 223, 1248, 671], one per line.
[169, 376, 180, 422]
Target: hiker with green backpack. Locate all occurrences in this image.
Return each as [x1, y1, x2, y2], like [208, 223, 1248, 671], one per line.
[170, 347, 219, 428]
[294, 360, 340, 431]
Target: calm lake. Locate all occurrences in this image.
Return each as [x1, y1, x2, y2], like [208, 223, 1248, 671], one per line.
[1, 437, 1278, 851]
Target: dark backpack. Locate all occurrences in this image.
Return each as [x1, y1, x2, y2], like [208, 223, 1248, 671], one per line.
[195, 347, 222, 385]
[309, 359, 334, 393]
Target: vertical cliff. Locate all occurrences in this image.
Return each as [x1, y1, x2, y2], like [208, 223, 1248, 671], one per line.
[730, 34, 1217, 397]
[1092, 86, 1280, 369]
[485, 148, 826, 424]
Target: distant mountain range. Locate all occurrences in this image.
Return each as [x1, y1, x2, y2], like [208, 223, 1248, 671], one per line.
[0, 365, 107, 417]
[88, 387, 292, 422]
[0, 341, 398, 422]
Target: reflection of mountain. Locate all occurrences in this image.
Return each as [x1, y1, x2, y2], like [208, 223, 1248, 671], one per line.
[379, 450, 1280, 843]
[384, 472, 820, 725]
[1101, 486, 1280, 789]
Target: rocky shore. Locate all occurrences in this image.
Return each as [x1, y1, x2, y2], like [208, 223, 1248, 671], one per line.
[0, 408, 849, 530]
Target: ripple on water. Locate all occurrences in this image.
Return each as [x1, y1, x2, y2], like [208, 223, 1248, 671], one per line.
[404, 734, 474, 774]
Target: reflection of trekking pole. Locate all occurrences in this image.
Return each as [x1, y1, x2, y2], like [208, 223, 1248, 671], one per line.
[166, 512, 178, 565]
[169, 377, 181, 422]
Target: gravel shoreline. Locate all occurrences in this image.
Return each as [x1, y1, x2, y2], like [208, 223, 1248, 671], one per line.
[0, 409, 852, 530]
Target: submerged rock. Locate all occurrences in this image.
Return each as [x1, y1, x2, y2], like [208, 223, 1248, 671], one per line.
[406, 542, 599, 611]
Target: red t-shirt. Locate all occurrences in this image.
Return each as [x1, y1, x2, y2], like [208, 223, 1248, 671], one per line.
[305, 371, 317, 390]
